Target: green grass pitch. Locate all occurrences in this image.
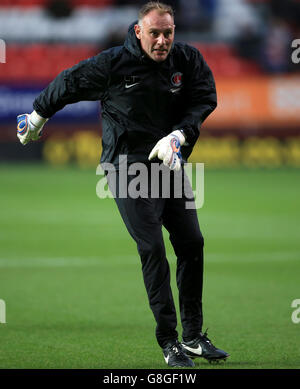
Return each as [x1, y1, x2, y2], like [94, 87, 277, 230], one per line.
[0, 163, 299, 369]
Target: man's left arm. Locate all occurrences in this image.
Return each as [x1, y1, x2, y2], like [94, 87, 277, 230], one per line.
[148, 48, 217, 170]
[172, 47, 217, 147]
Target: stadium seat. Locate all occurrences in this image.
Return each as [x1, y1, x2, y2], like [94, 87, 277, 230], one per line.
[0, 44, 98, 82]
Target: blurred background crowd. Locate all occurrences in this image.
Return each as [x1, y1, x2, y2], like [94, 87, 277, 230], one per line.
[0, 0, 300, 168]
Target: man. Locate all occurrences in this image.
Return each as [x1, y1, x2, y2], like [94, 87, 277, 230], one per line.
[16, 2, 229, 368]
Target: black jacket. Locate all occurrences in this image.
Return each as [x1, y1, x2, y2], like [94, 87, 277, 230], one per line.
[33, 23, 217, 167]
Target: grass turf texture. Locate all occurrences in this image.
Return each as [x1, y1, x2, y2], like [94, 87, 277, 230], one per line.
[0, 163, 299, 369]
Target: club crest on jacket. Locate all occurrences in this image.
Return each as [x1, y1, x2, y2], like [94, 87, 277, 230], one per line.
[171, 72, 183, 87]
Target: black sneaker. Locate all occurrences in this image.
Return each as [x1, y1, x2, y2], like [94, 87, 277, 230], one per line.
[181, 330, 229, 363]
[163, 340, 195, 367]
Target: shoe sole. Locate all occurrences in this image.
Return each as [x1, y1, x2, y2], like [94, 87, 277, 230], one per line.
[183, 348, 229, 363]
[164, 356, 195, 368]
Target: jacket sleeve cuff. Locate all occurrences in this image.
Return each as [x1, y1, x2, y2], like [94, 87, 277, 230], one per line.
[171, 129, 189, 146]
[30, 110, 49, 128]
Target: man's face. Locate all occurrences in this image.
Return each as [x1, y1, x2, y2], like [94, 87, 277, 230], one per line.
[134, 10, 175, 62]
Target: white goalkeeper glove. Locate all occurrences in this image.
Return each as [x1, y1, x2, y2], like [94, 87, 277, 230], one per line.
[148, 130, 186, 171]
[17, 111, 48, 145]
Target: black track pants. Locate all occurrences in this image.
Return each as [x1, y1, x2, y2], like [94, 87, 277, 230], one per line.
[107, 165, 204, 348]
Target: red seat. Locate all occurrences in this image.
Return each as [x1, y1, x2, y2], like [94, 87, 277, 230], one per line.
[1, 43, 98, 82]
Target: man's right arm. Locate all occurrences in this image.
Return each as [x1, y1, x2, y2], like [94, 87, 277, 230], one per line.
[17, 52, 110, 145]
[33, 53, 110, 118]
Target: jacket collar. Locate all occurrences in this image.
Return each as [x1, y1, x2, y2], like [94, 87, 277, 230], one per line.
[124, 21, 143, 58]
